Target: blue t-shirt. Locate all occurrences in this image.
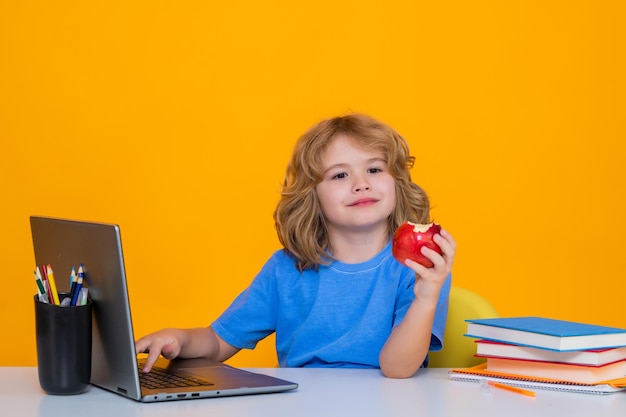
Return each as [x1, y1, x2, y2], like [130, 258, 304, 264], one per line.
[211, 240, 451, 368]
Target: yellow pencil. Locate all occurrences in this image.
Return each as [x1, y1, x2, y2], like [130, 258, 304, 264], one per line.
[46, 264, 61, 305]
[488, 381, 536, 397]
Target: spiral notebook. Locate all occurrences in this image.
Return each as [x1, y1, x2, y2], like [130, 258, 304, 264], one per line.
[449, 363, 626, 395]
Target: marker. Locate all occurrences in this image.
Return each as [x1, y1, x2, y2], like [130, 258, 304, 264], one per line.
[40, 265, 55, 305]
[39, 264, 47, 284]
[33, 270, 48, 303]
[488, 381, 536, 397]
[46, 265, 61, 305]
[78, 287, 89, 306]
[38, 266, 53, 303]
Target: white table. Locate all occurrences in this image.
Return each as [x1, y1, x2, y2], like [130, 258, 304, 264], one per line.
[2, 367, 625, 416]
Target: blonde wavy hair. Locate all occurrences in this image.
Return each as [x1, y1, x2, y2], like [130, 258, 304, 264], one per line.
[274, 113, 430, 271]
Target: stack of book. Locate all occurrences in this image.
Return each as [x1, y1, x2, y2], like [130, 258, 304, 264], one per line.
[449, 316, 626, 394]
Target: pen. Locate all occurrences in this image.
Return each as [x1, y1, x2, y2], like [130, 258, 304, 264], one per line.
[488, 381, 536, 397]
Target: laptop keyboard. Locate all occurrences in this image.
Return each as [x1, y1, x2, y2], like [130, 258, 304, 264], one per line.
[139, 365, 214, 390]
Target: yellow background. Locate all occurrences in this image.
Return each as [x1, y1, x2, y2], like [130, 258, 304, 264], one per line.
[1, 1, 624, 367]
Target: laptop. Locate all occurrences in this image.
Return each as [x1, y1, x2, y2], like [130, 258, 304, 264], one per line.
[29, 215, 298, 402]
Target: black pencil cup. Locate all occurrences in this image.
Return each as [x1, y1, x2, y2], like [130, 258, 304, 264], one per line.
[34, 292, 92, 395]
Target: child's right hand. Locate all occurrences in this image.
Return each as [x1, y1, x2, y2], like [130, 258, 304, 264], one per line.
[135, 328, 184, 373]
[135, 326, 239, 373]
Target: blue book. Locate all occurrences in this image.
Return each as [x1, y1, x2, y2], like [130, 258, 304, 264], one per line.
[465, 317, 626, 351]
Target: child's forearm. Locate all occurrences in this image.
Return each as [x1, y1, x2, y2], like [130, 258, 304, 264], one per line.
[179, 326, 240, 362]
[175, 327, 217, 358]
[379, 299, 438, 378]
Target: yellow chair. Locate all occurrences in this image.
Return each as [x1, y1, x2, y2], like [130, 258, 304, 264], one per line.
[428, 286, 498, 368]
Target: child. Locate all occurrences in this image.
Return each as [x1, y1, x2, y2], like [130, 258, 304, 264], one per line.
[135, 113, 456, 378]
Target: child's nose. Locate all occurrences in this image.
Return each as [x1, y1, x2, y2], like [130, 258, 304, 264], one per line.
[353, 178, 371, 192]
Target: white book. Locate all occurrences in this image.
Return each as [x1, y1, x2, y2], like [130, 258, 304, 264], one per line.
[475, 340, 626, 366]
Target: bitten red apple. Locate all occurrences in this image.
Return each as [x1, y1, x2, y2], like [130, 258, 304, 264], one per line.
[392, 221, 442, 268]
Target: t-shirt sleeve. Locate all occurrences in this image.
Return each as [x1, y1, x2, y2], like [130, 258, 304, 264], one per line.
[211, 255, 279, 349]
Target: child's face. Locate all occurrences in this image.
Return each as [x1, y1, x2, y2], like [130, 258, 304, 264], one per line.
[315, 134, 396, 236]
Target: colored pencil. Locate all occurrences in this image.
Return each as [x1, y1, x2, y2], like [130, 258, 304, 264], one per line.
[46, 264, 61, 305]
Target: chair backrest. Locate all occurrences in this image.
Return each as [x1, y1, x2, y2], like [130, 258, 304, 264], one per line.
[428, 286, 498, 368]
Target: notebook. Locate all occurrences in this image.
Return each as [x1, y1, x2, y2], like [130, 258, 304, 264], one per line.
[449, 363, 626, 395]
[29, 215, 298, 402]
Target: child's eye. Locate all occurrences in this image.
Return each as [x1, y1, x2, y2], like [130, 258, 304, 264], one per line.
[331, 172, 348, 180]
[368, 167, 383, 174]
